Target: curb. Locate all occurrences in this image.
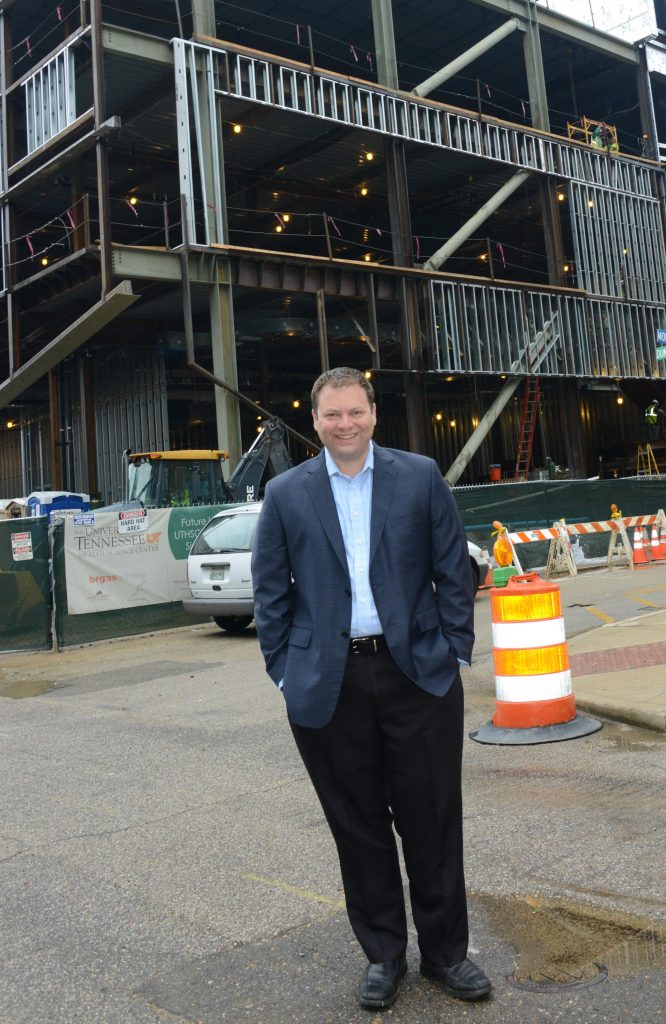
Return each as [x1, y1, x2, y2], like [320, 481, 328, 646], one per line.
[575, 697, 666, 733]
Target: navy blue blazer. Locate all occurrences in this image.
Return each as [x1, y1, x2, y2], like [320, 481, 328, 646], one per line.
[251, 444, 475, 728]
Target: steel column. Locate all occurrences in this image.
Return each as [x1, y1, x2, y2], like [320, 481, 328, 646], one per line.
[209, 279, 242, 461]
[560, 380, 587, 478]
[91, 0, 112, 296]
[372, 0, 428, 453]
[523, 6, 565, 286]
[191, 0, 216, 38]
[637, 47, 658, 161]
[316, 288, 329, 371]
[522, 6, 549, 132]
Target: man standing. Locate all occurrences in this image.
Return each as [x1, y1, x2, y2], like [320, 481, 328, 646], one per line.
[645, 399, 663, 443]
[251, 367, 491, 1010]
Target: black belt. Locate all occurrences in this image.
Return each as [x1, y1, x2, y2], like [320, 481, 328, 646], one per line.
[350, 634, 386, 656]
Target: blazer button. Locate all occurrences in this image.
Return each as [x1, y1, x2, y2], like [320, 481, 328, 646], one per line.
[341, 630, 349, 639]
[344, 589, 351, 597]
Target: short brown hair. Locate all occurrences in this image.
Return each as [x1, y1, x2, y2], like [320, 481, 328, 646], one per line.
[311, 367, 374, 411]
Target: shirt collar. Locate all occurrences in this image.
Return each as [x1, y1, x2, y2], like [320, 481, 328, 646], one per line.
[324, 442, 374, 479]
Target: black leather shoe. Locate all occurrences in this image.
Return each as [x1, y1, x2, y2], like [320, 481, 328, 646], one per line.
[357, 954, 407, 1009]
[420, 956, 492, 1001]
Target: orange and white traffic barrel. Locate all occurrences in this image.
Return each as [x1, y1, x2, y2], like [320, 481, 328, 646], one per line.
[650, 524, 664, 562]
[470, 573, 601, 745]
[633, 527, 652, 568]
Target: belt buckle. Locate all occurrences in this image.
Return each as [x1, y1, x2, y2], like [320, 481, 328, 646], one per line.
[350, 635, 380, 655]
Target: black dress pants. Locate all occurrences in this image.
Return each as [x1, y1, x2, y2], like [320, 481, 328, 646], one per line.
[289, 647, 468, 966]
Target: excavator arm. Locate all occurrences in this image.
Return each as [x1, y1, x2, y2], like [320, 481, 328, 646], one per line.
[226, 418, 293, 503]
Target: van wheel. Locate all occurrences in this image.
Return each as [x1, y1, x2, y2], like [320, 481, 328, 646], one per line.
[213, 615, 253, 633]
[470, 560, 480, 597]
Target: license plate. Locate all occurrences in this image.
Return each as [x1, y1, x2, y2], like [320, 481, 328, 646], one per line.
[209, 569, 226, 581]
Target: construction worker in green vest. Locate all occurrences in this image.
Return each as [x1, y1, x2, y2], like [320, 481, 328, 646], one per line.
[645, 399, 662, 442]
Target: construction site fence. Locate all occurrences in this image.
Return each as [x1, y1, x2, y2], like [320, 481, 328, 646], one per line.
[1, 478, 665, 652]
[457, 476, 666, 568]
[0, 516, 52, 652]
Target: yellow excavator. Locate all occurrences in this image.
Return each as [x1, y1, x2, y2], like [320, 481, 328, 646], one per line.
[105, 418, 294, 511]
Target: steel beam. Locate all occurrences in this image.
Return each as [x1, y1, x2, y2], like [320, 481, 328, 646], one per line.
[424, 169, 531, 271]
[0, 281, 138, 409]
[413, 19, 523, 99]
[111, 244, 228, 283]
[101, 25, 171, 66]
[3, 115, 119, 201]
[470, 0, 637, 64]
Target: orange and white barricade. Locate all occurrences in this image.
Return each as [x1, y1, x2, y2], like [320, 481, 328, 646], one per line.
[470, 573, 601, 745]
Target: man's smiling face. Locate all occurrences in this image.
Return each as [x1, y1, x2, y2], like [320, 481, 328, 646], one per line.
[312, 382, 377, 474]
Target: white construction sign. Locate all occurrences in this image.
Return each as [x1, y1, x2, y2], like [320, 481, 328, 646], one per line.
[11, 531, 33, 562]
[64, 505, 225, 614]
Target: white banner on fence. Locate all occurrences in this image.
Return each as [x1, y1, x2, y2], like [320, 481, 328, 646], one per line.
[64, 506, 225, 614]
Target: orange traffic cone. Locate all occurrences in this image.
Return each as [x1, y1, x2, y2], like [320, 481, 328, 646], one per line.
[633, 527, 652, 568]
[470, 572, 602, 745]
[650, 524, 664, 562]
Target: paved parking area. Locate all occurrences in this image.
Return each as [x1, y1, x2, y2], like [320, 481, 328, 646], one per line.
[1, 565, 665, 1023]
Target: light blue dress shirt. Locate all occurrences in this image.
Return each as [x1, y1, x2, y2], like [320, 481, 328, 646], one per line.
[325, 444, 382, 638]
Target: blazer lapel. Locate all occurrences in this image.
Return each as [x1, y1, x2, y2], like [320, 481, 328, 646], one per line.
[304, 454, 349, 575]
[370, 445, 397, 563]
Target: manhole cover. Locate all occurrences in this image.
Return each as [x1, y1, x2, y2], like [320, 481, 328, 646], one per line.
[507, 960, 608, 992]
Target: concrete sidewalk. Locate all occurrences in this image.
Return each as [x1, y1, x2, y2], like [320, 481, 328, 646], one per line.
[569, 608, 666, 732]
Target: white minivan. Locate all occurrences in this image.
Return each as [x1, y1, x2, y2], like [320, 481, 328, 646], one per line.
[183, 502, 488, 633]
[183, 503, 260, 633]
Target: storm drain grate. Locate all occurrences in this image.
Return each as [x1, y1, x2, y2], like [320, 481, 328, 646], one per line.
[507, 960, 608, 992]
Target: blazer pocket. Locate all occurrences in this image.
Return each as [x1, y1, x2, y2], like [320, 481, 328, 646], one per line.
[289, 625, 312, 648]
[415, 606, 441, 632]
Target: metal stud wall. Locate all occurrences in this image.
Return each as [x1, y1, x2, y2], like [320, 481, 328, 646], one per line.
[22, 44, 76, 155]
[93, 348, 169, 504]
[569, 182, 666, 303]
[0, 406, 52, 498]
[0, 428, 22, 496]
[172, 38, 660, 245]
[430, 280, 665, 379]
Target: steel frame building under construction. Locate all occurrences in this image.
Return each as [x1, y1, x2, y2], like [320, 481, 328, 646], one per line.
[1, 0, 666, 502]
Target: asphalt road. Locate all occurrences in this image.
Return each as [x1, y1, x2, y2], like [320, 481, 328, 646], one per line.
[1, 563, 665, 1024]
